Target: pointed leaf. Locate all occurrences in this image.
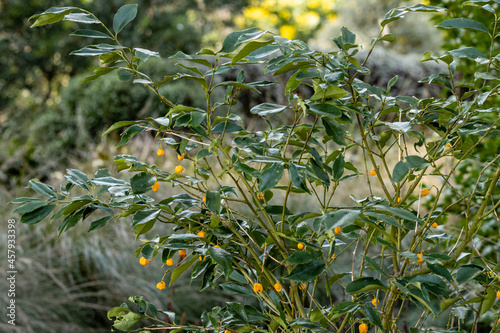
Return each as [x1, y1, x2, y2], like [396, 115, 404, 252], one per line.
[113, 4, 138, 33]
[250, 103, 287, 116]
[436, 18, 489, 33]
[283, 260, 325, 282]
[258, 162, 284, 192]
[208, 246, 233, 280]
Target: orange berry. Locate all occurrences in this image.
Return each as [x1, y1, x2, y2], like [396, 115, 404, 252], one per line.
[417, 253, 423, 257]
[151, 181, 160, 192]
[214, 245, 221, 248]
[331, 253, 336, 259]
[225, 330, 230, 333]
[274, 283, 282, 292]
[418, 258, 424, 264]
[334, 226, 341, 234]
[139, 257, 150, 266]
[258, 192, 264, 200]
[199, 256, 206, 261]
[359, 323, 368, 333]
[178, 249, 186, 256]
[397, 197, 402, 203]
[202, 196, 206, 203]
[197, 231, 206, 238]
[299, 283, 307, 290]
[157, 148, 165, 156]
[372, 298, 380, 306]
[166, 258, 174, 266]
[369, 169, 376, 176]
[297, 242, 304, 250]
[253, 282, 263, 293]
[432, 222, 438, 228]
[446, 142, 452, 148]
[421, 188, 430, 196]
[177, 154, 184, 161]
[174, 165, 184, 174]
[497, 290, 500, 299]
[156, 281, 166, 290]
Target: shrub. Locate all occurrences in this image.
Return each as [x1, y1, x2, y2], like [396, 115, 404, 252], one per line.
[12, 3, 500, 333]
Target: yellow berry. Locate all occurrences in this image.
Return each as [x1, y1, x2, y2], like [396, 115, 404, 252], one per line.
[199, 256, 205, 261]
[421, 188, 430, 196]
[334, 226, 341, 234]
[225, 330, 230, 333]
[274, 283, 282, 292]
[297, 242, 304, 250]
[253, 283, 263, 293]
[151, 181, 160, 192]
[331, 253, 336, 259]
[202, 196, 206, 203]
[432, 222, 438, 228]
[359, 323, 368, 333]
[179, 249, 186, 256]
[397, 197, 402, 203]
[166, 258, 174, 266]
[174, 165, 184, 174]
[178, 154, 184, 161]
[369, 169, 376, 176]
[497, 290, 500, 299]
[156, 281, 166, 290]
[139, 257, 150, 266]
[418, 258, 424, 264]
[197, 231, 206, 238]
[157, 148, 165, 156]
[372, 298, 380, 306]
[215, 245, 221, 248]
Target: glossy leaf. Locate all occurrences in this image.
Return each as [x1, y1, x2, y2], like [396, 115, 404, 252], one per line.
[208, 246, 233, 279]
[345, 277, 388, 294]
[436, 18, 489, 33]
[283, 260, 325, 282]
[392, 160, 410, 183]
[20, 204, 56, 225]
[250, 103, 287, 116]
[130, 172, 156, 195]
[113, 4, 138, 33]
[258, 163, 284, 193]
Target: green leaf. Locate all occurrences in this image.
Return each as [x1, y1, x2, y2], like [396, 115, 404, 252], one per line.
[361, 255, 389, 278]
[456, 265, 483, 285]
[112, 311, 142, 331]
[132, 209, 161, 227]
[332, 155, 345, 180]
[29, 180, 56, 197]
[220, 282, 253, 296]
[208, 246, 233, 280]
[309, 103, 342, 118]
[345, 277, 388, 294]
[232, 40, 273, 63]
[29, 7, 79, 28]
[113, 4, 138, 33]
[20, 204, 56, 225]
[322, 118, 346, 146]
[63, 13, 100, 24]
[206, 190, 221, 214]
[259, 163, 284, 193]
[12, 201, 47, 214]
[392, 160, 410, 183]
[405, 155, 430, 170]
[70, 29, 110, 39]
[290, 318, 323, 331]
[385, 121, 411, 132]
[250, 103, 287, 116]
[91, 177, 129, 187]
[283, 260, 325, 282]
[449, 47, 486, 59]
[66, 169, 91, 188]
[373, 205, 419, 222]
[220, 27, 264, 53]
[130, 172, 156, 195]
[170, 255, 198, 286]
[480, 288, 496, 317]
[81, 67, 117, 84]
[89, 216, 113, 232]
[213, 81, 260, 93]
[362, 304, 383, 330]
[135, 47, 160, 61]
[427, 263, 453, 283]
[70, 47, 115, 57]
[285, 251, 322, 264]
[436, 18, 489, 33]
[265, 205, 293, 215]
[289, 163, 309, 192]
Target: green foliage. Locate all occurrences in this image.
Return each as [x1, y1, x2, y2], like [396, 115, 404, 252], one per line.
[12, 3, 500, 333]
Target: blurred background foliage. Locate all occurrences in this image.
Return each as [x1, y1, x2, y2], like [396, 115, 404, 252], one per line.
[2, 0, 499, 332]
